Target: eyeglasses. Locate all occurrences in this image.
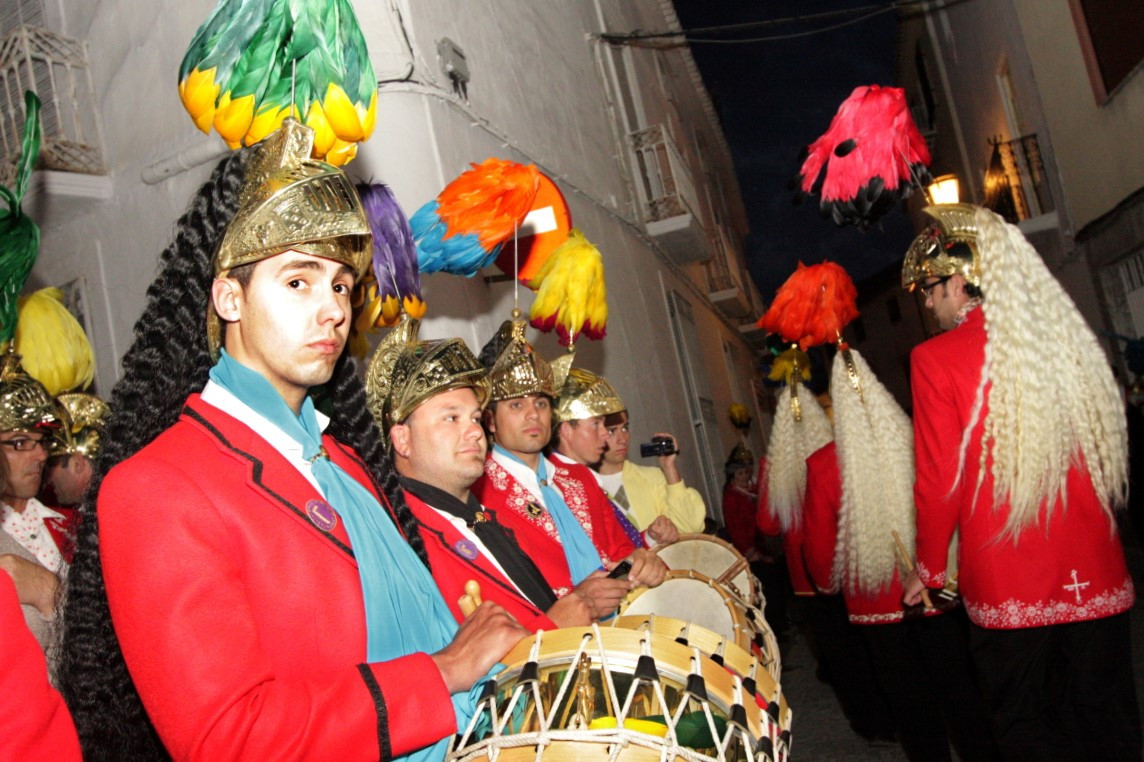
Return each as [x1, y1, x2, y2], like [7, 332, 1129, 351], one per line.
[919, 276, 952, 297]
[0, 437, 46, 452]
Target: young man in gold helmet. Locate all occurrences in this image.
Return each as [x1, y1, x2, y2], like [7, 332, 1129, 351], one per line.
[548, 364, 653, 547]
[902, 203, 1139, 759]
[367, 318, 594, 632]
[472, 321, 665, 620]
[60, 122, 525, 760]
[0, 352, 71, 659]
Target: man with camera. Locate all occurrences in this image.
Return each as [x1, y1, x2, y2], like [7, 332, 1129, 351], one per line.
[594, 403, 707, 546]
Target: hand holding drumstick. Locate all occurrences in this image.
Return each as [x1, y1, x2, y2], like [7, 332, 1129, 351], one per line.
[892, 531, 934, 610]
[458, 579, 483, 617]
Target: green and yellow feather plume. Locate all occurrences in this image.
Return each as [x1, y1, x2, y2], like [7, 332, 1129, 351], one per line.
[0, 91, 43, 345]
[179, 0, 377, 165]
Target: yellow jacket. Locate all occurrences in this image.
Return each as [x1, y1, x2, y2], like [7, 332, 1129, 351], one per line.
[612, 460, 707, 534]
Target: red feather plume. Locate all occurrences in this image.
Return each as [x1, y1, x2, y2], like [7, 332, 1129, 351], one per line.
[796, 85, 931, 229]
[757, 261, 858, 350]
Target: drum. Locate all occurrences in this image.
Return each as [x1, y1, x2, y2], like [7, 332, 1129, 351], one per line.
[609, 615, 771, 697]
[451, 625, 791, 762]
[654, 534, 758, 605]
[619, 571, 781, 683]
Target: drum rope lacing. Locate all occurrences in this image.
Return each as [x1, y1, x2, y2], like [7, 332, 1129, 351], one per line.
[450, 625, 789, 761]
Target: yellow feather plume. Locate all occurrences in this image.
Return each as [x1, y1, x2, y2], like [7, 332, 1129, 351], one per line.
[526, 228, 607, 348]
[769, 347, 811, 385]
[10, 288, 94, 395]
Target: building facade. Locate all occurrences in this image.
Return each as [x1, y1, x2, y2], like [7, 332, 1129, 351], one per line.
[4, 0, 767, 513]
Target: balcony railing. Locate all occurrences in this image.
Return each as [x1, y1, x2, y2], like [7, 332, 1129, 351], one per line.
[629, 123, 701, 223]
[983, 133, 1054, 224]
[0, 25, 105, 185]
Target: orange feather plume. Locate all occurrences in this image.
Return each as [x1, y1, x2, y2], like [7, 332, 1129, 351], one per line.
[757, 261, 858, 350]
[437, 158, 540, 249]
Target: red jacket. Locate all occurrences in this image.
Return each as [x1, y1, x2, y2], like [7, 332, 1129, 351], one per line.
[404, 490, 557, 632]
[100, 395, 454, 760]
[911, 307, 1134, 628]
[0, 572, 80, 761]
[473, 455, 635, 597]
[755, 457, 814, 595]
[722, 482, 758, 556]
[803, 442, 917, 624]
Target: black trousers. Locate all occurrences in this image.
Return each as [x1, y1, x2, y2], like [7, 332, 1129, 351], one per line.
[970, 612, 1142, 761]
[863, 610, 1000, 762]
[803, 594, 897, 740]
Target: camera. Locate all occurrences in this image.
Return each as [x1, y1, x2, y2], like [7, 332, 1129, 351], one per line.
[639, 435, 678, 458]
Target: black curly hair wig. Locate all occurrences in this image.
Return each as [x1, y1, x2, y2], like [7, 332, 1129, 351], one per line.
[57, 149, 427, 760]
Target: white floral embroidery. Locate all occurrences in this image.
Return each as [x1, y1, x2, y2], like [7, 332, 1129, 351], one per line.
[916, 560, 946, 587]
[849, 611, 904, 625]
[967, 578, 1135, 628]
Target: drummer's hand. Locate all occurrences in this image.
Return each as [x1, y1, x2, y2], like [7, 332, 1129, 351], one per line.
[546, 589, 596, 628]
[431, 601, 527, 693]
[902, 569, 926, 607]
[646, 516, 679, 545]
[624, 548, 668, 588]
[572, 571, 630, 621]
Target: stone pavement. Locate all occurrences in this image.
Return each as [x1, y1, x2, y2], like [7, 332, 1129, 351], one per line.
[768, 528, 1144, 761]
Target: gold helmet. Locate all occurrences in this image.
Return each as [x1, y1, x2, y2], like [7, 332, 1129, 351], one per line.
[54, 392, 110, 459]
[0, 349, 63, 439]
[365, 315, 490, 440]
[552, 362, 625, 423]
[901, 203, 983, 291]
[725, 442, 755, 474]
[484, 319, 554, 403]
[208, 118, 373, 358]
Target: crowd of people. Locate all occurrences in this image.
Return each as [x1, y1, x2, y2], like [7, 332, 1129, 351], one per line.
[0, 120, 713, 760]
[1, 117, 1138, 762]
[742, 203, 1142, 761]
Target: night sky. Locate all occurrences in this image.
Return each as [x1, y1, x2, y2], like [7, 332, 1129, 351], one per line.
[671, 0, 918, 302]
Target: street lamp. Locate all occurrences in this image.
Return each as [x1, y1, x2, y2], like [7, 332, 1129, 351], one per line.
[927, 174, 960, 204]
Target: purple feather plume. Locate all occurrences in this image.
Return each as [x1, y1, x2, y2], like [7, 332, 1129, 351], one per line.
[356, 182, 424, 320]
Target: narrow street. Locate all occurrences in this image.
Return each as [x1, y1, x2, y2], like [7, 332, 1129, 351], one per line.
[771, 526, 1144, 760]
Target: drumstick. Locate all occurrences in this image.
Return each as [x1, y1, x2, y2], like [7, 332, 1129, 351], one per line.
[458, 580, 483, 617]
[891, 531, 933, 610]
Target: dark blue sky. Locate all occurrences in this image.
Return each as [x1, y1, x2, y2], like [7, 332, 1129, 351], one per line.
[672, 0, 917, 300]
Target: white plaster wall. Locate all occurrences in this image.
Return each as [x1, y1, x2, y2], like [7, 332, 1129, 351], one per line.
[1011, 0, 1144, 230]
[25, 0, 756, 509]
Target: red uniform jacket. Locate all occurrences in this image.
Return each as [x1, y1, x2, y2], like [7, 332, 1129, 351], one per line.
[722, 482, 758, 556]
[755, 457, 815, 595]
[472, 455, 635, 597]
[404, 490, 557, 632]
[0, 572, 80, 761]
[803, 442, 915, 625]
[911, 307, 1134, 629]
[100, 395, 454, 760]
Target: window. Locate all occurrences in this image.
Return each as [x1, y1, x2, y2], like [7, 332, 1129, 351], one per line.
[1070, 0, 1144, 103]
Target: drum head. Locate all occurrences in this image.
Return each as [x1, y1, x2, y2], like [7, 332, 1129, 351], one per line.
[654, 534, 755, 602]
[620, 570, 749, 651]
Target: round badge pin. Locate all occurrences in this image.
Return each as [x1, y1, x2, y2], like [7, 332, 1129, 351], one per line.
[305, 499, 339, 532]
[454, 539, 479, 560]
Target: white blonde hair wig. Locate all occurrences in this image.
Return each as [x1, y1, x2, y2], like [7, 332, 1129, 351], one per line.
[830, 348, 916, 594]
[763, 381, 834, 531]
[963, 207, 1127, 535]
